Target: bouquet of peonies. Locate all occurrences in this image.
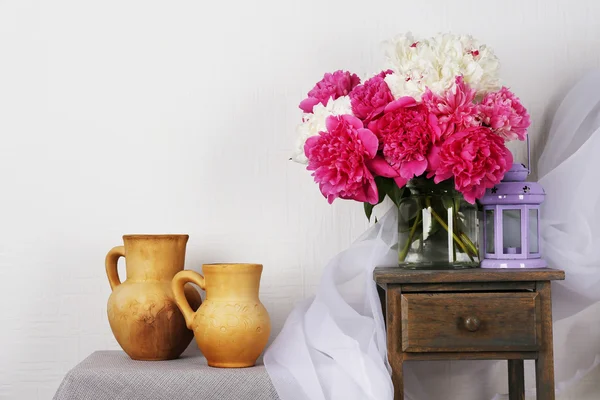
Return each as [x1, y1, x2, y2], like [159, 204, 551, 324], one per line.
[292, 33, 530, 222]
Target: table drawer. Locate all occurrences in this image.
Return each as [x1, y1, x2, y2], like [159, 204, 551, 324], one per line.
[401, 292, 540, 352]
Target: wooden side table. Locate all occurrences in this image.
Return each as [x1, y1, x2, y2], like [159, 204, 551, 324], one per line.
[373, 268, 565, 400]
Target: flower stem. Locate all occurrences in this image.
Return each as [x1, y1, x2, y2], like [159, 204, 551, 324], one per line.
[425, 197, 474, 262]
[460, 232, 479, 258]
[398, 211, 421, 263]
[453, 197, 478, 258]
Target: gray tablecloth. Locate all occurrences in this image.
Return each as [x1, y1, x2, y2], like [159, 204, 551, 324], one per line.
[53, 351, 280, 400]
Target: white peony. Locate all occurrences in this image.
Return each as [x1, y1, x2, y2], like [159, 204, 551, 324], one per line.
[383, 33, 501, 100]
[291, 96, 353, 164]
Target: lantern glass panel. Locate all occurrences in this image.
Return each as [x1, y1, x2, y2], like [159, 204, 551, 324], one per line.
[529, 208, 539, 253]
[485, 209, 495, 254]
[502, 209, 522, 254]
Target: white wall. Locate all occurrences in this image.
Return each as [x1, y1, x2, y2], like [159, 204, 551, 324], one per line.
[1, 0, 600, 399]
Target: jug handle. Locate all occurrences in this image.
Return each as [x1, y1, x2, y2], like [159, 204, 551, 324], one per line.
[172, 270, 205, 330]
[105, 246, 125, 291]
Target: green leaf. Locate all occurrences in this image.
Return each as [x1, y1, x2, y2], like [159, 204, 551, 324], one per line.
[441, 195, 455, 211]
[364, 202, 375, 221]
[364, 177, 396, 222]
[374, 176, 406, 208]
[375, 177, 393, 202]
[388, 185, 406, 209]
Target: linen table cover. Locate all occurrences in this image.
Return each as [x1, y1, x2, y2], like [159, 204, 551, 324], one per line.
[54, 351, 280, 400]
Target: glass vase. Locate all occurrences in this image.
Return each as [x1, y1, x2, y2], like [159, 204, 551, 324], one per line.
[397, 177, 479, 269]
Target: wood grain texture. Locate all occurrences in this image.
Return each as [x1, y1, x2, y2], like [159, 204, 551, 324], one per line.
[536, 281, 556, 400]
[402, 351, 538, 361]
[401, 292, 540, 352]
[399, 282, 536, 292]
[374, 267, 565, 284]
[378, 271, 564, 399]
[509, 360, 525, 400]
[385, 286, 404, 400]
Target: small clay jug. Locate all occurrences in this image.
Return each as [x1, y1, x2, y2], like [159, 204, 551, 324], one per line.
[106, 234, 201, 361]
[172, 263, 271, 367]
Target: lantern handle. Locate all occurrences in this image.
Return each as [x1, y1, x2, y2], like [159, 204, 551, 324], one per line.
[526, 134, 531, 175]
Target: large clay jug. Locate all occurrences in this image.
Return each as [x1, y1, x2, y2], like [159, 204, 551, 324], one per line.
[106, 234, 201, 361]
[172, 263, 271, 367]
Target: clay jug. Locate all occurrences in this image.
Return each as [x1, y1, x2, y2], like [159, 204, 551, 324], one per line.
[106, 234, 201, 361]
[172, 263, 271, 367]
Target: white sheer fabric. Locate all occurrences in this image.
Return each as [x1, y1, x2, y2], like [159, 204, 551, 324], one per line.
[264, 211, 397, 400]
[538, 71, 600, 320]
[265, 71, 600, 399]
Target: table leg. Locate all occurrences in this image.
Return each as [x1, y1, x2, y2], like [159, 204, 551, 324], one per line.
[508, 360, 525, 400]
[386, 286, 404, 400]
[377, 284, 387, 318]
[535, 282, 555, 400]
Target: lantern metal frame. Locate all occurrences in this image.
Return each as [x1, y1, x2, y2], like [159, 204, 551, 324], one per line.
[481, 203, 545, 268]
[480, 139, 547, 268]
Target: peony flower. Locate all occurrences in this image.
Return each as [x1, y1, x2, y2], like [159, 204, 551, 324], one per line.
[349, 70, 394, 123]
[367, 97, 441, 188]
[383, 33, 500, 100]
[434, 126, 513, 203]
[422, 76, 480, 138]
[304, 115, 379, 204]
[478, 87, 531, 141]
[437, 34, 501, 96]
[299, 70, 361, 113]
[291, 96, 353, 164]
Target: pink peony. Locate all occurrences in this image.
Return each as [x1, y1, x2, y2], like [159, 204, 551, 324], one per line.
[299, 70, 361, 113]
[478, 87, 531, 141]
[304, 114, 379, 204]
[434, 126, 513, 203]
[367, 97, 441, 188]
[350, 70, 394, 123]
[422, 76, 480, 139]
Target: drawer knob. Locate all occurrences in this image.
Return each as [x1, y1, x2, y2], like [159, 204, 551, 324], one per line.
[464, 316, 481, 332]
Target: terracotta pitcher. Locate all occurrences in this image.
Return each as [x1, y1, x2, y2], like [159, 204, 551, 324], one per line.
[106, 234, 202, 361]
[172, 263, 271, 367]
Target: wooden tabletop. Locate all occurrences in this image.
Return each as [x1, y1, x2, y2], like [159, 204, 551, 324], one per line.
[373, 267, 565, 284]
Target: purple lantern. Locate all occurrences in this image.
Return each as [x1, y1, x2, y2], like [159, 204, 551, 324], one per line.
[480, 163, 547, 269]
